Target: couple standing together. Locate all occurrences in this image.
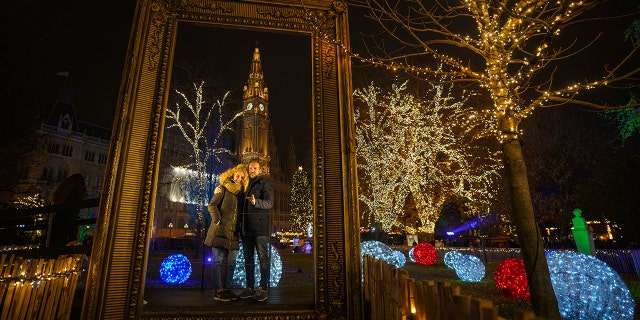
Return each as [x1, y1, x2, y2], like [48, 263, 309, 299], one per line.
[204, 159, 274, 302]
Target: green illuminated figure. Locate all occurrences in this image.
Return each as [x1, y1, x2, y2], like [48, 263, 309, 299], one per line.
[571, 208, 595, 255]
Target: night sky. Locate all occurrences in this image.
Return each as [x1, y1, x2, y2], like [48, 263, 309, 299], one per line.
[1, 2, 136, 138]
[3, 2, 312, 163]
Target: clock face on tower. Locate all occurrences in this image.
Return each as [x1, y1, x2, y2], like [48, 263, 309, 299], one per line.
[246, 103, 253, 110]
[259, 103, 264, 111]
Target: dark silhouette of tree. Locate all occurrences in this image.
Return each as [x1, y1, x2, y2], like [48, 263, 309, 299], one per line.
[522, 107, 615, 233]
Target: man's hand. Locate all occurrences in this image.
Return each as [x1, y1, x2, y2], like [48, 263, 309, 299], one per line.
[246, 194, 256, 205]
[214, 186, 222, 194]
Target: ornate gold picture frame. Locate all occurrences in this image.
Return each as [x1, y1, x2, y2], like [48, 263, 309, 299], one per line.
[81, 0, 361, 319]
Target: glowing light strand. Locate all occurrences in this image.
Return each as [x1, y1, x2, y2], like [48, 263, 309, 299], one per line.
[354, 79, 502, 232]
[303, 1, 638, 142]
[289, 166, 313, 234]
[232, 243, 283, 288]
[546, 250, 635, 319]
[166, 82, 242, 228]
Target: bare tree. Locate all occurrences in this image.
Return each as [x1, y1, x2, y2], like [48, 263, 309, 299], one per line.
[346, 0, 640, 318]
[165, 81, 241, 236]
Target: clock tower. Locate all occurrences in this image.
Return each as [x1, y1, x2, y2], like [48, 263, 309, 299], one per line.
[238, 45, 270, 173]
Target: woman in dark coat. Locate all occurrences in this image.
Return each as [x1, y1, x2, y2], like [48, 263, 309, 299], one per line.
[204, 164, 248, 302]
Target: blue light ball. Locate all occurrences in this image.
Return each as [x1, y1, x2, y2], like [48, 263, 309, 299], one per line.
[408, 247, 416, 262]
[444, 251, 462, 269]
[159, 254, 192, 284]
[454, 254, 484, 282]
[546, 251, 635, 320]
[361, 240, 406, 268]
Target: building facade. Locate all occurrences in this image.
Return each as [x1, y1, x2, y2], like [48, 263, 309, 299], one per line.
[2, 88, 110, 205]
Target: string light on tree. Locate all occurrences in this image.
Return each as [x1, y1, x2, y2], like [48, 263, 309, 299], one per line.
[12, 194, 47, 209]
[289, 166, 313, 234]
[165, 81, 242, 236]
[354, 79, 502, 232]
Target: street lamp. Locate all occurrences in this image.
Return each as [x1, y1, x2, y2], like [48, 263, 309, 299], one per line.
[168, 222, 173, 238]
[184, 223, 189, 237]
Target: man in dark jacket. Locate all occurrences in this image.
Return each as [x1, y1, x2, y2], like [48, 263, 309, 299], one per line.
[237, 159, 274, 302]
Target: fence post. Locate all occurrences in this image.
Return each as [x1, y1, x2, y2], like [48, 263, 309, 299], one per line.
[514, 310, 545, 320]
[414, 280, 426, 320]
[470, 297, 495, 320]
[423, 280, 438, 320]
[383, 258, 391, 319]
[452, 294, 471, 320]
[398, 269, 409, 319]
[437, 282, 455, 320]
[407, 277, 416, 319]
[371, 257, 382, 320]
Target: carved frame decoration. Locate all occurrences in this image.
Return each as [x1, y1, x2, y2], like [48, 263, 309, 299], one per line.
[81, 0, 361, 319]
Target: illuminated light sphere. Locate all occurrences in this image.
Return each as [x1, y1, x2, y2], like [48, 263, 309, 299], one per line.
[408, 247, 416, 262]
[361, 240, 406, 268]
[410, 242, 437, 266]
[493, 258, 530, 299]
[394, 250, 407, 267]
[160, 254, 192, 284]
[232, 243, 282, 288]
[454, 254, 485, 282]
[301, 240, 313, 254]
[546, 251, 635, 320]
[444, 251, 463, 269]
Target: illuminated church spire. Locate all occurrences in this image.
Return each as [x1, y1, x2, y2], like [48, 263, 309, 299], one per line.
[243, 43, 269, 103]
[238, 43, 271, 173]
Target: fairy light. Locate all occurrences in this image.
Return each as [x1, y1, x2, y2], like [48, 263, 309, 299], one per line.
[410, 242, 438, 266]
[453, 254, 485, 282]
[493, 258, 530, 299]
[12, 194, 47, 209]
[354, 80, 502, 232]
[159, 254, 192, 284]
[289, 166, 313, 234]
[0, 255, 83, 291]
[303, 0, 634, 147]
[360, 240, 406, 269]
[546, 250, 635, 319]
[166, 81, 243, 232]
[444, 250, 463, 269]
[232, 243, 282, 288]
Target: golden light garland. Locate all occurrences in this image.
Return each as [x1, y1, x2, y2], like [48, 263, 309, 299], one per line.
[354, 79, 502, 232]
[303, 0, 631, 143]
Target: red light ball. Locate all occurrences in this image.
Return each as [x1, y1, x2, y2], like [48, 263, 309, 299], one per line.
[493, 258, 530, 299]
[412, 242, 437, 265]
